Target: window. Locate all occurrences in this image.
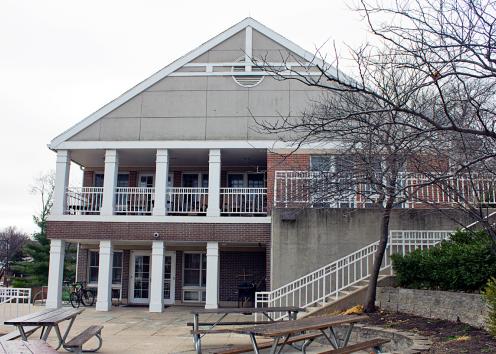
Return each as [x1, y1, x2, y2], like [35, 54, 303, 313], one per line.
[227, 173, 265, 188]
[112, 252, 123, 285]
[228, 174, 244, 188]
[310, 155, 334, 172]
[183, 253, 207, 302]
[247, 173, 265, 188]
[87, 250, 123, 285]
[94, 173, 129, 187]
[88, 251, 99, 283]
[182, 173, 208, 188]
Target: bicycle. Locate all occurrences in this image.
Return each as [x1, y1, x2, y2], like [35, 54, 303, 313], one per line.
[69, 281, 95, 308]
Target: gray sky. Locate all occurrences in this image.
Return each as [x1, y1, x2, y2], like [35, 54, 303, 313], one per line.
[0, 0, 371, 234]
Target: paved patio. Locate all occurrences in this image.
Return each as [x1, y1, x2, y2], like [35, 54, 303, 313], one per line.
[0, 305, 352, 353]
[0, 305, 318, 353]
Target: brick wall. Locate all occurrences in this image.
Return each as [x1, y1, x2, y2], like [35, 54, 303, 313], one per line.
[219, 251, 266, 302]
[266, 152, 310, 211]
[121, 250, 130, 301]
[47, 221, 271, 244]
[76, 248, 88, 282]
[175, 251, 183, 301]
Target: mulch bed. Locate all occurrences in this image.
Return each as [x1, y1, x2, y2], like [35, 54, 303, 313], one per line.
[366, 310, 496, 353]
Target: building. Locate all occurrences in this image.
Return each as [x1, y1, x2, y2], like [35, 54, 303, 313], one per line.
[45, 18, 491, 312]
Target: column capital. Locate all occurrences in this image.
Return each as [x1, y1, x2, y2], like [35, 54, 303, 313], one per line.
[156, 149, 169, 162]
[56, 150, 71, 163]
[104, 149, 118, 163]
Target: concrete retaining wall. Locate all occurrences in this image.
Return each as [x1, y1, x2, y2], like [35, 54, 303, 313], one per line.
[376, 287, 488, 329]
[271, 208, 474, 288]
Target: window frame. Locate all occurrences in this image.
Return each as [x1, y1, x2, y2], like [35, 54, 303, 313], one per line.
[86, 249, 124, 289]
[182, 251, 207, 303]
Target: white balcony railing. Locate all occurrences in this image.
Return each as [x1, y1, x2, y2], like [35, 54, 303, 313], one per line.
[115, 187, 155, 215]
[274, 171, 496, 209]
[65, 187, 103, 215]
[167, 187, 208, 214]
[220, 187, 267, 215]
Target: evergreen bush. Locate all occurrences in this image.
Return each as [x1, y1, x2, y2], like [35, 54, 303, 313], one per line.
[391, 229, 496, 292]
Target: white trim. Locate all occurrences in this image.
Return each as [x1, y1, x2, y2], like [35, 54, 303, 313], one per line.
[164, 251, 176, 305]
[245, 26, 252, 72]
[182, 251, 207, 304]
[49, 17, 347, 149]
[48, 214, 271, 223]
[167, 71, 320, 77]
[129, 250, 152, 304]
[54, 139, 341, 150]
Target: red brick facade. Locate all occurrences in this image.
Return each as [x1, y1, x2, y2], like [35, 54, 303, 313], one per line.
[47, 221, 270, 244]
[50, 220, 271, 304]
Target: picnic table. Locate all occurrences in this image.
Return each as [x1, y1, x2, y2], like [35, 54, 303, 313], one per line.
[227, 314, 368, 354]
[4, 308, 84, 350]
[190, 306, 304, 353]
[0, 340, 57, 354]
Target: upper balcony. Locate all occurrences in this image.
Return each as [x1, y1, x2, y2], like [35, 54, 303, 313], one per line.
[51, 148, 269, 220]
[274, 170, 496, 209]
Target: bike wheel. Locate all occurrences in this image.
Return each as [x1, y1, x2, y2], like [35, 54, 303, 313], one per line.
[81, 290, 95, 307]
[69, 292, 80, 308]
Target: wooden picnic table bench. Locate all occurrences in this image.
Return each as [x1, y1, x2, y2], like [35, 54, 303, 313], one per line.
[3, 307, 103, 352]
[190, 306, 305, 354]
[223, 314, 388, 354]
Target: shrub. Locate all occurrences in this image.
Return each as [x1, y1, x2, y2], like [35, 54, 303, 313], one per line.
[483, 277, 496, 336]
[391, 229, 496, 292]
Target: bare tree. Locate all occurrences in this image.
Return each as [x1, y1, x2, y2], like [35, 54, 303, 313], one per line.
[253, 0, 496, 310]
[0, 227, 29, 286]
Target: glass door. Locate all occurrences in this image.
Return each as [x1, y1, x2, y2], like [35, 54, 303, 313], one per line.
[129, 251, 151, 304]
[164, 251, 176, 305]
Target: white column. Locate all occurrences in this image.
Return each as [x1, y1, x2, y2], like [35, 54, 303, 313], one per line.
[101, 150, 119, 216]
[96, 240, 113, 311]
[52, 150, 71, 216]
[205, 242, 219, 309]
[149, 241, 165, 312]
[46, 240, 65, 309]
[207, 149, 221, 217]
[153, 149, 169, 216]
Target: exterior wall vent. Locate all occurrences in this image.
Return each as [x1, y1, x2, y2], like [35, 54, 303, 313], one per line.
[232, 58, 264, 88]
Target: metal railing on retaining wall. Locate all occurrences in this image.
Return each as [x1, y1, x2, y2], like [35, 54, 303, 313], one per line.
[274, 171, 496, 209]
[255, 230, 452, 320]
[0, 287, 32, 322]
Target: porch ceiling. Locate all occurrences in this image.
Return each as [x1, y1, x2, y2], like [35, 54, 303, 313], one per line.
[71, 148, 267, 168]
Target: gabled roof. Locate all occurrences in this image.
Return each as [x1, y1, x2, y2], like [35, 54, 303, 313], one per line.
[49, 17, 343, 149]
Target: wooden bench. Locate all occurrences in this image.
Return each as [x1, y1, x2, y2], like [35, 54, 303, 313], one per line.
[209, 333, 323, 354]
[0, 326, 41, 342]
[0, 339, 58, 353]
[63, 325, 103, 354]
[317, 338, 390, 354]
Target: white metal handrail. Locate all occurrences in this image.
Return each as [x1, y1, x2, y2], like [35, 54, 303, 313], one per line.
[115, 187, 155, 215]
[65, 187, 103, 215]
[255, 230, 452, 320]
[274, 171, 496, 208]
[220, 188, 267, 215]
[167, 187, 208, 214]
[0, 287, 32, 322]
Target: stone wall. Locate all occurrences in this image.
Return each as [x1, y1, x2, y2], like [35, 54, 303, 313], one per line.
[377, 287, 488, 329]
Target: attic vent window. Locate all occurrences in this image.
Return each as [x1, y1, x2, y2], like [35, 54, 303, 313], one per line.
[232, 58, 264, 88]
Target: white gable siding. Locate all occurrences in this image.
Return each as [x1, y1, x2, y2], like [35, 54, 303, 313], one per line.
[65, 22, 329, 143]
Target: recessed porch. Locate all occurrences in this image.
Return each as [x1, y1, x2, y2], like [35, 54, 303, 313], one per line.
[57, 148, 268, 218]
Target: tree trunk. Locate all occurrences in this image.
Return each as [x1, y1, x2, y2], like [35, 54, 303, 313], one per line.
[364, 199, 394, 313]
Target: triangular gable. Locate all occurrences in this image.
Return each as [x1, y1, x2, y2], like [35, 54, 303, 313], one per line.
[49, 17, 344, 148]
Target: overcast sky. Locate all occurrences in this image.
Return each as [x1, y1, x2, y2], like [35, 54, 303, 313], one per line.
[0, 0, 372, 234]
